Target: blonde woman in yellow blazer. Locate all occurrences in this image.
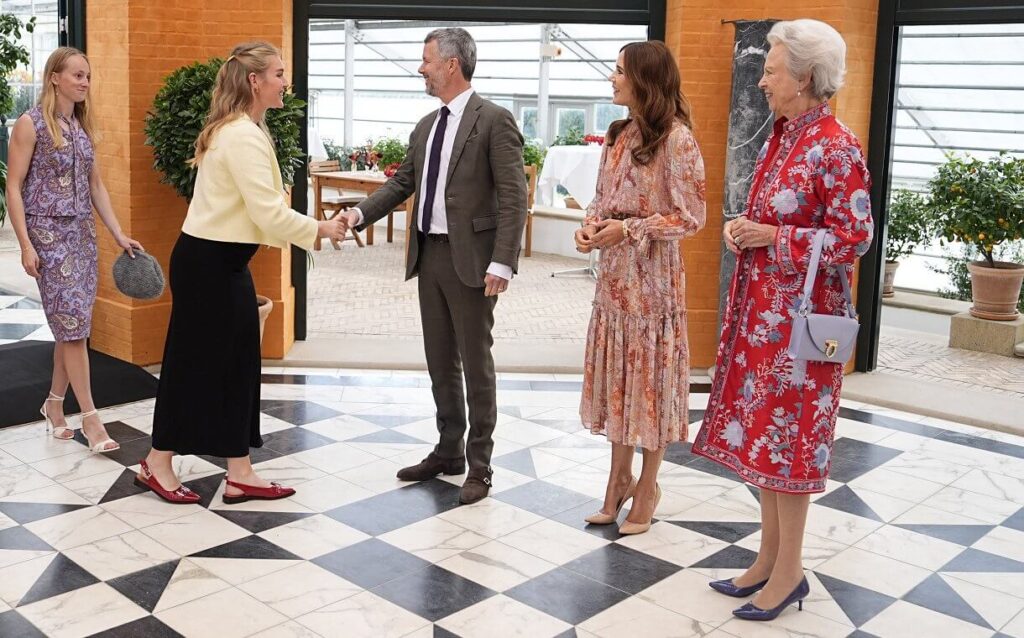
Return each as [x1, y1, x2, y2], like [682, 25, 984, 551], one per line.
[136, 42, 348, 505]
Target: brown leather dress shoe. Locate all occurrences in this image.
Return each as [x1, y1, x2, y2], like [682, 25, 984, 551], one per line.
[460, 467, 494, 504]
[396, 453, 466, 482]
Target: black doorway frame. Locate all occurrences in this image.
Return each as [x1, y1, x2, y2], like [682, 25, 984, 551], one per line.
[291, 0, 666, 340]
[858, 0, 1024, 372]
[60, 0, 87, 50]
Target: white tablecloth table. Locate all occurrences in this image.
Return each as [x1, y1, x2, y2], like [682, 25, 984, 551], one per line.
[537, 144, 603, 209]
[536, 145, 603, 279]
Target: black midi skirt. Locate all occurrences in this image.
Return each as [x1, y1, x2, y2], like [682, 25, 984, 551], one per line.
[152, 232, 262, 458]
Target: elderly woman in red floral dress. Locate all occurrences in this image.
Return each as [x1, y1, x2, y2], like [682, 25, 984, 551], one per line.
[692, 19, 874, 621]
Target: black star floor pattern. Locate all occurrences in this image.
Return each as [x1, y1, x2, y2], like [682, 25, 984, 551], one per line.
[2, 295, 1024, 637]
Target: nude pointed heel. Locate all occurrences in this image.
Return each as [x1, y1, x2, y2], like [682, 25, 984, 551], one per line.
[585, 477, 637, 525]
[618, 483, 661, 535]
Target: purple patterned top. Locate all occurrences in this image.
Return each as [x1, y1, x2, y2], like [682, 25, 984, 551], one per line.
[22, 105, 94, 218]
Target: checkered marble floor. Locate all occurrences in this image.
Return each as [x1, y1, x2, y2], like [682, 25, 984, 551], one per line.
[0, 369, 1023, 638]
[0, 291, 53, 344]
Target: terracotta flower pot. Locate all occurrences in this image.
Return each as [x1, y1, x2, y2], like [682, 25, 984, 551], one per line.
[883, 260, 900, 298]
[256, 294, 273, 344]
[967, 261, 1024, 321]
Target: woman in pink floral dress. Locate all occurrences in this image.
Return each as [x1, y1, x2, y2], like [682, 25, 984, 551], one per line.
[692, 20, 874, 621]
[577, 40, 706, 535]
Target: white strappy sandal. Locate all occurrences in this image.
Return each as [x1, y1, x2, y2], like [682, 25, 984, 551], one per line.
[79, 409, 120, 453]
[40, 392, 74, 440]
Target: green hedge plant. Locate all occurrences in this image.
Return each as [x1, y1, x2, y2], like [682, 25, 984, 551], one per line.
[886, 189, 932, 262]
[144, 58, 307, 201]
[0, 13, 34, 225]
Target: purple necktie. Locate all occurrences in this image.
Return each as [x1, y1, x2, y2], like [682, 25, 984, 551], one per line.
[420, 105, 450, 233]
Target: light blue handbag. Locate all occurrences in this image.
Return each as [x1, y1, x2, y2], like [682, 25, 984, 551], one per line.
[787, 229, 860, 365]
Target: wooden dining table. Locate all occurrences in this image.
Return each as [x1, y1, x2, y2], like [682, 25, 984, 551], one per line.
[311, 169, 414, 249]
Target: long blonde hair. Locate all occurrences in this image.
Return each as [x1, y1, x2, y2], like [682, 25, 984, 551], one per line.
[39, 47, 96, 148]
[191, 41, 280, 165]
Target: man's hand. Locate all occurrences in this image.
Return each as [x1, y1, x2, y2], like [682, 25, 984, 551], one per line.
[484, 273, 508, 297]
[339, 210, 360, 231]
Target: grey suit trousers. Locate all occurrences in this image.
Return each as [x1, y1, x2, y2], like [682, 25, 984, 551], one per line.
[417, 235, 497, 470]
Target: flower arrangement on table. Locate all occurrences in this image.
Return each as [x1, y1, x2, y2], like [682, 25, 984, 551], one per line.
[346, 144, 380, 172]
[373, 136, 408, 177]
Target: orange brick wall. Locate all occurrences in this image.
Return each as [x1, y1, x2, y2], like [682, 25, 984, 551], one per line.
[88, 0, 295, 364]
[85, 2, 877, 367]
[666, 0, 879, 367]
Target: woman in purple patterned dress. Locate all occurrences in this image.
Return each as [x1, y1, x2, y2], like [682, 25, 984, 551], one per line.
[6, 47, 142, 453]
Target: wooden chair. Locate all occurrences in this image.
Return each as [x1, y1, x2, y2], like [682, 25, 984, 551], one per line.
[523, 163, 539, 257]
[309, 160, 364, 250]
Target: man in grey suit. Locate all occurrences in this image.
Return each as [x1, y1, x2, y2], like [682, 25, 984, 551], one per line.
[340, 27, 527, 504]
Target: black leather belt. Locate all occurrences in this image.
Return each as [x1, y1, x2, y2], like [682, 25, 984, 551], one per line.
[426, 233, 450, 243]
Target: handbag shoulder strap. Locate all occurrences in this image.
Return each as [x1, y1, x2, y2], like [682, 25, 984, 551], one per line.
[799, 229, 857, 319]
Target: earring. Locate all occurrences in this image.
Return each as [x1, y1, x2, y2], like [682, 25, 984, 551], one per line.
[798, 90, 802, 96]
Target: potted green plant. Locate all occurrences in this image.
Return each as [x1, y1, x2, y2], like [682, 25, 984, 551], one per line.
[373, 135, 407, 176]
[928, 153, 1024, 320]
[884, 189, 932, 297]
[0, 13, 35, 226]
[523, 139, 546, 173]
[144, 57, 308, 340]
[552, 126, 586, 147]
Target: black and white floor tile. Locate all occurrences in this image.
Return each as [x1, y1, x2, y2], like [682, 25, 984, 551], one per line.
[1, 367, 1023, 637]
[0, 290, 52, 345]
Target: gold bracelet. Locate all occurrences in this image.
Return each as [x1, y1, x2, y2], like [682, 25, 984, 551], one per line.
[621, 219, 630, 240]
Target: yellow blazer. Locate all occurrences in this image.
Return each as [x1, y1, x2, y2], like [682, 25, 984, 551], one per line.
[182, 115, 317, 250]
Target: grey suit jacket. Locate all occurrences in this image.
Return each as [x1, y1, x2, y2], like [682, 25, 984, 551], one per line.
[355, 92, 528, 288]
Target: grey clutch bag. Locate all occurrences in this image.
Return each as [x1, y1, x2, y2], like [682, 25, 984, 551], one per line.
[113, 249, 165, 300]
[787, 229, 859, 365]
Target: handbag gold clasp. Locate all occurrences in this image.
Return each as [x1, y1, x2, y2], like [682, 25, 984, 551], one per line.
[824, 340, 839, 358]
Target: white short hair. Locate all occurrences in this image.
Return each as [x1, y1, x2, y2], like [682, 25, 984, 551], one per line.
[766, 19, 847, 100]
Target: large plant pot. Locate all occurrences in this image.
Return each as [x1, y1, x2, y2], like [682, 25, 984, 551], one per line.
[883, 260, 900, 298]
[256, 295, 273, 344]
[967, 261, 1024, 321]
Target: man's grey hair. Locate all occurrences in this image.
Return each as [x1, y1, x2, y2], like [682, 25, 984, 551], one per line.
[767, 19, 847, 100]
[425, 27, 477, 81]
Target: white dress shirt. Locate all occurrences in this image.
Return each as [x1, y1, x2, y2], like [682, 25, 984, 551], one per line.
[355, 87, 512, 281]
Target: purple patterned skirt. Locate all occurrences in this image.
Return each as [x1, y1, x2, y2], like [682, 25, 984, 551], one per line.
[25, 214, 98, 342]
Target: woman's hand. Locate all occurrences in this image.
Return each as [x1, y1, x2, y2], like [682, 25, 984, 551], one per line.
[115, 233, 144, 258]
[590, 219, 627, 249]
[21, 244, 40, 279]
[574, 224, 598, 253]
[318, 218, 349, 242]
[723, 219, 740, 254]
[731, 217, 776, 251]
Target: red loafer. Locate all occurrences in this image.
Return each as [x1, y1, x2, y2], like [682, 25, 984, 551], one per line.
[222, 478, 296, 504]
[134, 460, 201, 504]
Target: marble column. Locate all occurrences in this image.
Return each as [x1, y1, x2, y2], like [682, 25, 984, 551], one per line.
[718, 20, 776, 331]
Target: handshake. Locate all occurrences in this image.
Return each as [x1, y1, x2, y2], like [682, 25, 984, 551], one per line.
[318, 210, 361, 242]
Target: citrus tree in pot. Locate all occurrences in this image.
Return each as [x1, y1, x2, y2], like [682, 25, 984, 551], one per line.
[928, 153, 1024, 320]
[883, 189, 932, 297]
[144, 57, 308, 341]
